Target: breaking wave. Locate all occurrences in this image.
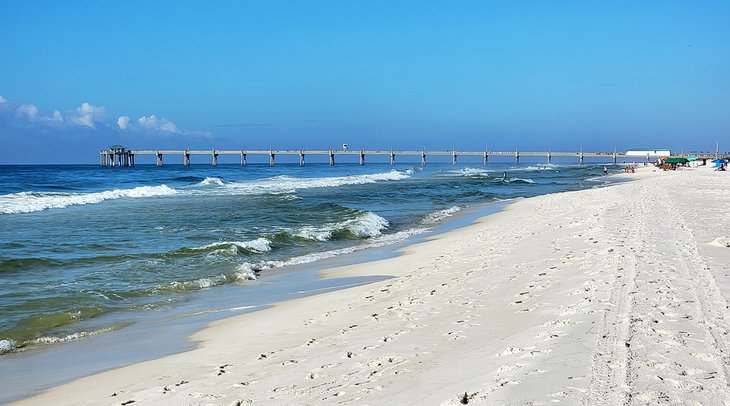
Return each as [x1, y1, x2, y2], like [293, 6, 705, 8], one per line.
[420, 206, 462, 224]
[198, 177, 225, 186]
[232, 227, 429, 283]
[205, 170, 411, 195]
[442, 168, 493, 178]
[0, 185, 178, 214]
[294, 211, 389, 241]
[190, 238, 273, 255]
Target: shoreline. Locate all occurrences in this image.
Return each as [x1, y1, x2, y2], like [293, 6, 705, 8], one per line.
[0, 196, 510, 403]
[10, 166, 730, 404]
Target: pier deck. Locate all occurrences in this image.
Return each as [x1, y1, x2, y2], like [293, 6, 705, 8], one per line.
[99, 148, 721, 167]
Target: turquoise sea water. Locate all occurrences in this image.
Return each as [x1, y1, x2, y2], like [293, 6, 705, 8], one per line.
[0, 159, 614, 354]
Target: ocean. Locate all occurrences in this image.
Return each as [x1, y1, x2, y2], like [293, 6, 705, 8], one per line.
[0, 159, 614, 355]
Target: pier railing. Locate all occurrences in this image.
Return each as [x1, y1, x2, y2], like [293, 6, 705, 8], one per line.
[99, 148, 723, 167]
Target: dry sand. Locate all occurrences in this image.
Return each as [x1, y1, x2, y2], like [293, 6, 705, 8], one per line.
[12, 166, 730, 405]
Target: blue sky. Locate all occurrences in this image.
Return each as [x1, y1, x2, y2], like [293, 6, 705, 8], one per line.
[1, 1, 728, 163]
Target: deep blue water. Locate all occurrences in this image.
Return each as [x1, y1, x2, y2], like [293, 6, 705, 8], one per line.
[0, 159, 615, 353]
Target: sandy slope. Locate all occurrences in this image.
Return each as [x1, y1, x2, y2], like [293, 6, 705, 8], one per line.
[13, 166, 730, 405]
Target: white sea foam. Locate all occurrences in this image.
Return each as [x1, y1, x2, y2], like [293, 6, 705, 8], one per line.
[295, 226, 333, 242]
[341, 211, 389, 238]
[30, 327, 116, 345]
[442, 167, 493, 178]
[0, 185, 178, 214]
[421, 206, 462, 224]
[197, 237, 272, 254]
[512, 164, 557, 171]
[294, 211, 389, 241]
[0, 339, 16, 354]
[209, 170, 410, 195]
[507, 178, 535, 184]
[198, 177, 225, 186]
[173, 274, 228, 290]
[233, 263, 259, 281]
[238, 227, 429, 277]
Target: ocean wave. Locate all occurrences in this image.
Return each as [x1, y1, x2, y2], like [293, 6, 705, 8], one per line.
[0, 325, 123, 354]
[29, 326, 119, 346]
[506, 178, 535, 184]
[0, 257, 63, 274]
[236, 227, 429, 279]
[441, 167, 493, 178]
[169, 274, 229, 290]
[0, 185, 178, 214]
[420, 206, 462, 224]
[492, 177, 535, 184]
[156, 223, 424, 295]
[198, 177, 225, 186]
[511, 164, 558, 171]
[194, 238, 272, 255]
[205, 170, 410, 195]
[294, 211, 389, 241]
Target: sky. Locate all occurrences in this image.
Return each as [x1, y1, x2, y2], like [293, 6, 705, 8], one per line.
[1, 1, 729, 163]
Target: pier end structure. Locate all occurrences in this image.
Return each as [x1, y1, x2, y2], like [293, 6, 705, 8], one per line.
[100, 145, 134, 167]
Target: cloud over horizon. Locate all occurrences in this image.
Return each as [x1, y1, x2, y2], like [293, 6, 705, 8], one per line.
[0, 94, 212, 163]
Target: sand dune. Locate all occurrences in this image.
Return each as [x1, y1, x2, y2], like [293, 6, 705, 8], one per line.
[13, 166, 730, 405]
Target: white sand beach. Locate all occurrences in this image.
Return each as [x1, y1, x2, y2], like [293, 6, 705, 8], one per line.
[13, 166, 730, 405]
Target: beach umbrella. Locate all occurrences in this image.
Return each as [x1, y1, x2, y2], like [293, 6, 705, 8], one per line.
[687, 156, 698, 161]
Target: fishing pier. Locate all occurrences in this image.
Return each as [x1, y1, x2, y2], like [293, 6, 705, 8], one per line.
[100, 147, 719, 167]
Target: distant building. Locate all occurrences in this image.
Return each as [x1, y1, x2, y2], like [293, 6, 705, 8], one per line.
[625, 149, 671, 157]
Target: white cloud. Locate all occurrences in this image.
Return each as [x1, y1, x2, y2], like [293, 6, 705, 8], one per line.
[138, 114, 180, 133]
[16, 104, 39, 120]
[68, 102, 105, 128]
[0, 95, 209, 139]
[117, 115, 130, 130]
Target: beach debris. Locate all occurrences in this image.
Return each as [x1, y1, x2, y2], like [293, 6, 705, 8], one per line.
[257, 353, 267, 360]
[174, 380, 189, 386]
[121, 401, 136, 405]
[459, 391, 469, 404]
